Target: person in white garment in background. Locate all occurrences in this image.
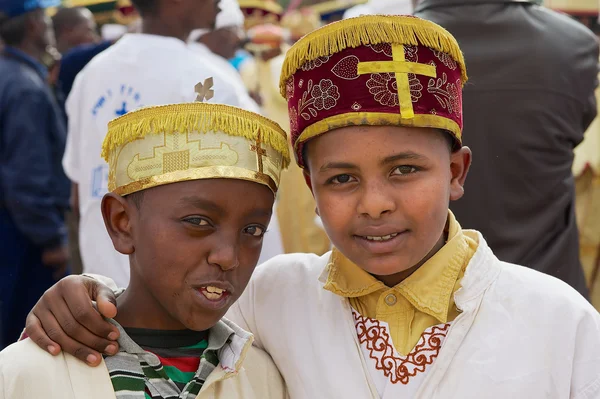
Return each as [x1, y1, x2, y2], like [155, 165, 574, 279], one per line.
[187, 2, 284, 263]
[342, 0, 413, 18]
[63, 0, 242, 287]
[188, 0, 261, 114]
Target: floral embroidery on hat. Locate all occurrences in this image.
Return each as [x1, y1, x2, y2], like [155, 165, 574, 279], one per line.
[331, 55, 360, 80]
[289, 106, 299, 135]
[409, 74, 424, 102]
[427, 73, 460, 116]
[311, 79, 340, 110]
[298, 79, 341, 120]
[431, 49, 457, 70]
[404, 45, 418, 62]
[286, 76, 295, 99]
[367, 73, 398, 107]
[301, 56, 331, 71]
[368, 43, 393, 57]
[367, 71, 423, 108]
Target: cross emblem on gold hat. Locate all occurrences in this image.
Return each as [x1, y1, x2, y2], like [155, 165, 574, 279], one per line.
[250, 132, 267, 174]
[195, 78, 215, 102]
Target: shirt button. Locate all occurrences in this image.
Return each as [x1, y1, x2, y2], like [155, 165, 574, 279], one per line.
[384, 293, 397, 306]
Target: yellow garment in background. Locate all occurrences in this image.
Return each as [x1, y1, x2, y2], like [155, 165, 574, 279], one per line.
[323, 212, 478, 356]
[573, 74, 600, 310]
[241, 50, 331, 254]
[277, 160, 331, 255]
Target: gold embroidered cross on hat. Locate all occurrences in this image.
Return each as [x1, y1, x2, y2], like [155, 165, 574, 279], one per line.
[357, 44, 437, 119]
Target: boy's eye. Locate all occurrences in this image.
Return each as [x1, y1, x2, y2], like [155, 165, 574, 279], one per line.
[244, 225, 266, 237]
[183, 217, 210, 226]
[392, 166, 418, 175]
[330, 174, 356, 184]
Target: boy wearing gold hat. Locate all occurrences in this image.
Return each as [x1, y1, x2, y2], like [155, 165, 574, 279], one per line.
[0, 100, 289, 399]
[22, 15, 600, 398]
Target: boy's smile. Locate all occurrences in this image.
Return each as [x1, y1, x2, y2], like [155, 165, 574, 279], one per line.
[353, 227, 410, 255]
[306, 125, 471, 287]
[102, 178, 274, 331]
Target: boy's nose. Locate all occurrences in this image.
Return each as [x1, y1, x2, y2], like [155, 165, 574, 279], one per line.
[356, 182, 396, 219]
[207, 240, 240, 271]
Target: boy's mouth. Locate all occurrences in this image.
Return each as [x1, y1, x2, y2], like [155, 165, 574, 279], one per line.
[353, 230, 409, 254]
[199, 286, 230, 301]
[361, 233, 400, 242]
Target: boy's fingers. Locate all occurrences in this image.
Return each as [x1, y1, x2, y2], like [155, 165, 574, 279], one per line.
[94, 288, 118, 321]
[51, 297, 118, 356]
[25, 312, 61, 356]
[62, 280, 119, 340]
[36, 306, 104, 366]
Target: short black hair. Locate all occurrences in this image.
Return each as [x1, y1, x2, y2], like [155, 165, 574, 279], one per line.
[439, 129, 459, 152]
[130, 0, 158, 16]
[127, 191, 145, 209]
[0, 11, 30, 46]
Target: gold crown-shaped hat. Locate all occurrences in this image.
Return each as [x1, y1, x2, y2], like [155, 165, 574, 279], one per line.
[102, 92, 290, 196]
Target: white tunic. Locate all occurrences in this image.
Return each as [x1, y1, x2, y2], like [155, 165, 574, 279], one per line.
[62, 34, 241, 287]
[226, 232, 600, 398]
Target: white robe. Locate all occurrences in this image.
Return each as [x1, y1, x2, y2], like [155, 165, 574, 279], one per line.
[226, 232, 600, 398]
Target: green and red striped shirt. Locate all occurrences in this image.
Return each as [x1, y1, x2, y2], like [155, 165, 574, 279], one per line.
[104, 321, 233, 399]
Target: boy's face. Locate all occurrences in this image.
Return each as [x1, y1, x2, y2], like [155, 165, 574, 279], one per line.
[305, 126, 470, 285]
[103, 178, 274, 331]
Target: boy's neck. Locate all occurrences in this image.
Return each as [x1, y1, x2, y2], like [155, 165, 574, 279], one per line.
[115, 281, 188, 331]
[140, 16, 190, 42]
[374, 231, 447, 287]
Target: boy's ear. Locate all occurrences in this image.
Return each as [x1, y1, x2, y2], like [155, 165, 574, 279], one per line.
[101, 193, 135, 255]
[449, 146, 472, 201]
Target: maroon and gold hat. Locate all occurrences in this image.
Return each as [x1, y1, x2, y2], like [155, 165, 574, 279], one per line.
[279, 15, 468, 167]
[238, 0, 283, 30]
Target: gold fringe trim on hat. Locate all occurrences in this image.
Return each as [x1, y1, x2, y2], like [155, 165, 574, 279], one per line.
[279, 15, 467, 97]
[101, 102, 290, 168]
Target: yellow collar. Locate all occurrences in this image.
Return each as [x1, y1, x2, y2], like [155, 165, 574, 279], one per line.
[323, 211, 470, 323]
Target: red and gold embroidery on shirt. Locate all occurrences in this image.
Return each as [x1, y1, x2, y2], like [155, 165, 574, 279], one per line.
[353, 309, 450, 385]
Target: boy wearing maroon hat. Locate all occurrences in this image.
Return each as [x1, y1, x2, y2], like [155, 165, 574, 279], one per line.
[23, 15, 600, 398]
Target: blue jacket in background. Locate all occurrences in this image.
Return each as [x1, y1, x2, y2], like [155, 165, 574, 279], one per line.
[0, 46, 70, 249]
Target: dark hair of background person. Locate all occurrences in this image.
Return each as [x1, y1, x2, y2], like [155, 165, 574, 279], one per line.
[0, 12, 30, 46]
